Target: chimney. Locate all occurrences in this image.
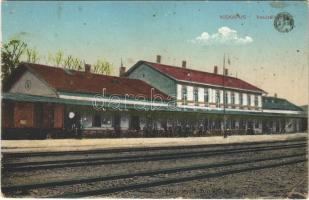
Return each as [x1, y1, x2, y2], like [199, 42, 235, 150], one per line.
[85, 64, 91, 73]
[182, 60, 187, 68]
[156, 55, 161, 63]
[224, 68, 228, 76]
[119, 66, 126, 77]
[214, 65, 218, 74]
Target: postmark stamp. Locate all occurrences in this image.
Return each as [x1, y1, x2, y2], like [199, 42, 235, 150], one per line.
[274, 12, 294, 33]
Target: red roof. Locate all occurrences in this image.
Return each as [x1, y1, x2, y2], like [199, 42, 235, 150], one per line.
[143, 61, 265, 93]
[14, 63, 170, 100]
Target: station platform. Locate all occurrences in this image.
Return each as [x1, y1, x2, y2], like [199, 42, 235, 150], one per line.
[1, 133, 307, 153]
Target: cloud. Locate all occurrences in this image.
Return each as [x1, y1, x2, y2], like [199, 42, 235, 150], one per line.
[190, 26, 253, 45]
[269, 1, 288, 9]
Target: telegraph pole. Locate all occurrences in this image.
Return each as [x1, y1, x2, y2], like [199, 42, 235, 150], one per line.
[223, 53, 227, 138]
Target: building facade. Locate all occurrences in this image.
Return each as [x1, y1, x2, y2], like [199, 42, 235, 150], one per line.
[1, 59, 307, 139]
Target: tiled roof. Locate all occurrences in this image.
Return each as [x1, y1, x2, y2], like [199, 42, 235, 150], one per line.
[142, 61, 265, 93]
[262, 96, 303, 111]
[10, 63, 170, 100]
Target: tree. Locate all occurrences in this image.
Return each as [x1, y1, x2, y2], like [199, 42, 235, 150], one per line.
[1, 39, 27, 81]
[72, 57, 83, 71]
[63, 55, 74, 69]
[63, 55, 82, 70]
[93, 59, 112, 75]
[53, 50, 64, 67]
[25, 48, 39, 63]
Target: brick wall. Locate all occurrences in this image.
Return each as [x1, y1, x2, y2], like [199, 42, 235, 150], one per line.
[43, 104, 54, 128]
[14, 102, 35, 128]
[54, 105, 64, 128]
[2, 102, 14, 128]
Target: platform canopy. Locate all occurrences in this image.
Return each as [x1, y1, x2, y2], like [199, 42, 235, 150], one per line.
[2, 92, 306, 118]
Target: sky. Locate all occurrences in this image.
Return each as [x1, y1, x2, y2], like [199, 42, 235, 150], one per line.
[2, 1, 308, 105]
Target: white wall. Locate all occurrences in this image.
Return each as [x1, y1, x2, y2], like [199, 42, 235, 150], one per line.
[227, 91, 231, 104]
[198, 88, 204, 103]
[187, 86, 193, 101]
[213, 90, 218, 104]
[243, 93, 248, 106]
[250, 94, 255, 107]
[220, 90, 224, 104]
[121, 113, 130, 130]
[156, 121, 164, 130]
[10, 71, 57, 97]
[258, 95, 262, 107]
[175, 84, 263, 110]
[140, 116, 146, 130]
[177, 84, 182, 100]
[235, 92, 239, 105]
[208, 88, 213, 103]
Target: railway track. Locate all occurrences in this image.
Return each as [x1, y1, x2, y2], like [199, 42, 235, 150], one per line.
[1, 139, 307, 198]
[2, 154, 306, 197]
[54, 157, 306, 198]
[2, 140, 306, 172]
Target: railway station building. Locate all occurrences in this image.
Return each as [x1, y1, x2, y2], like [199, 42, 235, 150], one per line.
[1, 58, 307, 139]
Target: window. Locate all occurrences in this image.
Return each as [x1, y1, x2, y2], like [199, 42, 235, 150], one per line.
[239, 93, 243, 105]
[101, 115, 112, 127]
[216, 90, 220, 107]
[182, 86, 187, 104]
[247, 94, 251, 106]
[215, 120, 221, 129]
[113, 114, 121, 129]
[93, 114, 101, 127]
[224, 91, 228, 105]
[231, 120, 236, 129]
[204, 88, 209, 103]
[255, 120, 259, 128]
[231, 92, 235, 105]
[255, 95, 259, 107]
[81, 114, 93, 128]
[240, 120, 246, 129]
[194, 87, 198, 105]
[130, 116, 140, 130]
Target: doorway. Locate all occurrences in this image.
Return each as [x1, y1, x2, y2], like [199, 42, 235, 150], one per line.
[130, 116, 140, 130]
